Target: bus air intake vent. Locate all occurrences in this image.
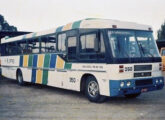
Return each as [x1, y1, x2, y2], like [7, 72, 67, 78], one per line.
[134, 65, 152, 71]
[135, 79, 153, 86]
[134, 72, 151, 77]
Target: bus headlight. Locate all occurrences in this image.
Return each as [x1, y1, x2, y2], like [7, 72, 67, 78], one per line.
[120, 82, 124, 87]
[156, 79, 159, 84]
[127, 81, 131, 87]
[160, 79, 163, 83]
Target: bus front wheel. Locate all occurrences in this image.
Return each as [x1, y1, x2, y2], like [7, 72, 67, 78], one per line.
[17, 71, 25, 86]
[85, 76, 106, 103]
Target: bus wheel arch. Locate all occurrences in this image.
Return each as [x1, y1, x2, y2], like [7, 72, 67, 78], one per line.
[80, 73, 95, 92]
[80, 73, 106, 103]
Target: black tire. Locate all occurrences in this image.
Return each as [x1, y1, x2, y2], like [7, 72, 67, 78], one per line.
[125, 93, 141, 99]
[85, 76, 106, 103]
[17, 71, 25, 86]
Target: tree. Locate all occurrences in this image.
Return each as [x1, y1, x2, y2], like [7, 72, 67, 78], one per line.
[0, 14, 17, 31]
[157, 21, 165, 40]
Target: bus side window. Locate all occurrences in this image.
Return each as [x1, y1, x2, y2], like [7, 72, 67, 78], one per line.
[80, 34, 96, 53]
[41, 35, 56, 53]
[67, 36, 77, 61]
[79, 33, 97, 60]
[17, 41, 28, 54]
[40, 37, 46, 53]
[6, 42, 18, 55]
[58, 33, 66, 52]
[28, 38, 40, 54]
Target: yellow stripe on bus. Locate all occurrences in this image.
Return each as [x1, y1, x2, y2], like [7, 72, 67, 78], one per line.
[38, 54, 44, 68]
[56, 56, 65, 69]
[36, 69, 43, 84]
[23, 55, 29, 67]
[62, 23, 72, 31]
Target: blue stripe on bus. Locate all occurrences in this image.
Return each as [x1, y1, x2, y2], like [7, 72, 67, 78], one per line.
[33, 55, 38, 67]
[50, 54, 57, 68]
[31, 69, 36, 83]
[19, 56, 23, 67]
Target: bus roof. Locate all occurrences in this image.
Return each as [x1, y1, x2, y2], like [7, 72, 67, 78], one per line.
[1, 18, 152, 44]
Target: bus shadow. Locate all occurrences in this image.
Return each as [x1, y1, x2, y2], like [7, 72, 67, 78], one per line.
[30, 82, 157, 105]
[31, 83, 85, 98]
[1, 77, 161, 105]
[106, 96, 144, 105]
[105, 93, 163, 105]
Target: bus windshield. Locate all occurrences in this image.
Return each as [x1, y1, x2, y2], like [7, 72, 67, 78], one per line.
[108, 30, 160, 58]
[136, 31, 160, 57]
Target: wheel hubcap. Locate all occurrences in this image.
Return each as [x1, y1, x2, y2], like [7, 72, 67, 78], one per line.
[88, 81, 99, 97]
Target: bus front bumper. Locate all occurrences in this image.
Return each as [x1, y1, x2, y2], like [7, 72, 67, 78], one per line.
[109, 77, 164, 97]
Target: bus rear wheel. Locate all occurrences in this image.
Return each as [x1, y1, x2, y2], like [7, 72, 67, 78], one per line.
[85, 76, 106, 103]
[17, 71, 25, 86]
[125, 93, 141, 99]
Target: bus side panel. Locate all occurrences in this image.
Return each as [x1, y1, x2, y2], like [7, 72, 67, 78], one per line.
[47, 70, 67, 88]
[64, 70, 83, 91]
[1, 67, 15, 79]
[21, 68, 32, 82]
[47, 70, 81, 91]
[90, 72, 110, 96]
[71, 63, 110, 96]
[0, 56, 20, 67]
[0, 56, 20, 80]
[1, 67, 10, 78]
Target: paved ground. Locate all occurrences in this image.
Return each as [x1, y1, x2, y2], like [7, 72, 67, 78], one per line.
[0, 76, 165, 120]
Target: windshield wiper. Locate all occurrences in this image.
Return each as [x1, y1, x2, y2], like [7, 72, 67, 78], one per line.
[147, 52, 154, 57]
[139, 43, 154, 60]
[139, 43, 145, 55]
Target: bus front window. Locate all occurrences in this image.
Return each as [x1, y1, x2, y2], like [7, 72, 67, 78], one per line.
[136, 31, 160, 57]
[108, 30, 141, 58]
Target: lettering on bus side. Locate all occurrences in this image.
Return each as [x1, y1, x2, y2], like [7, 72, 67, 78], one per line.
[125, 67, 133, 72]
[69, 77, 76, 83]
[5, 58, 15, 64]
[82, 65, 103, 69]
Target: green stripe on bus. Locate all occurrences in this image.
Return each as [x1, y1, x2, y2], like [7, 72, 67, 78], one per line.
[28, 55, 33, 67]
[32, 32, 37, 37]
[72, 20, 81, 29]
[44, 54, 50, 68]
[64, 63, 72, 69]
[42, 70, 48, 85]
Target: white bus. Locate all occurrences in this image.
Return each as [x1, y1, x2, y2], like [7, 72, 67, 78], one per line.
[0, 18, 164, 102]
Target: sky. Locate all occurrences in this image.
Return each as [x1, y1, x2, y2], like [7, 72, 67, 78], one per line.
[0, 0, 165, 39]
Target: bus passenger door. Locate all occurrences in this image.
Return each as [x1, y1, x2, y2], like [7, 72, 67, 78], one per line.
[65, 36, 79, 90]
[67, 36, 77, 60]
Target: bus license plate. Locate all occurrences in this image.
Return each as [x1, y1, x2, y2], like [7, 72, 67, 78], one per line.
[141, 88, 148, 92]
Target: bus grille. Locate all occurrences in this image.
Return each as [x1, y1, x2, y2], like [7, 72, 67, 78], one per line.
[135, 79, 153, 86]
[134, 72, 151, 77]
[134, 65, 152, 71]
